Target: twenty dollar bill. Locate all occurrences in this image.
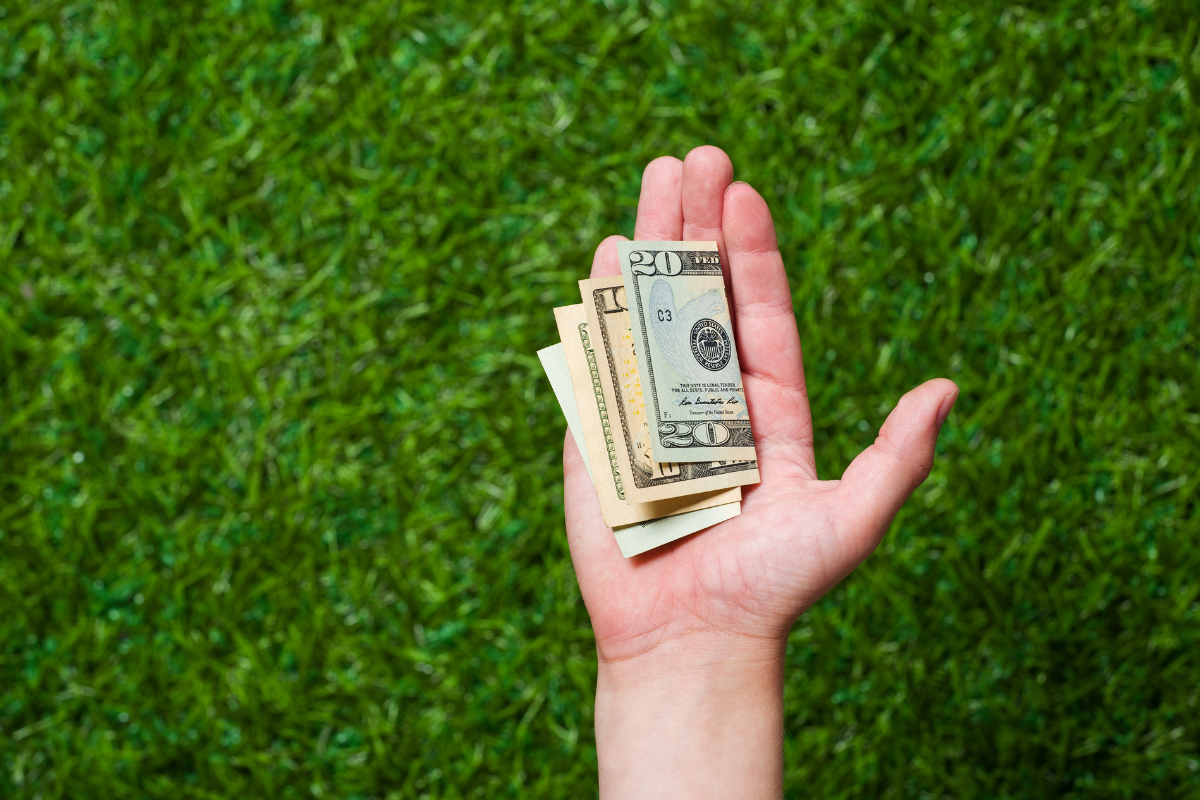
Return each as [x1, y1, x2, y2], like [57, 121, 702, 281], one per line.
[618, 241, 757, 463]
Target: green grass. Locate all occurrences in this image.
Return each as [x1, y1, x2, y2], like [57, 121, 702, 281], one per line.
[2, 0, 1198, 796]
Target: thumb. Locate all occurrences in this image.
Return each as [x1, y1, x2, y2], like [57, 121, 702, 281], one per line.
[837, 378, 958, 556]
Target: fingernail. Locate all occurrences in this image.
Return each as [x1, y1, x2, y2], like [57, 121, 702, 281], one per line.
[724, 180, 749, 194]
[936, 391, 959, 427]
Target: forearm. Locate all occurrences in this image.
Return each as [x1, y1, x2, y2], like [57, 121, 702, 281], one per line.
[595, 634, 786, 800]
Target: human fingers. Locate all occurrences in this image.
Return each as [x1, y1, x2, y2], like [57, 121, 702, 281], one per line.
[836, 379, 959, 560]
[590, 234, 628, 279]
[720, 182, 816, 478]
[681, 145, 736, 301]
[634, 156, 684, 240]
[721, 182, 805, 393]
[681, 145, 734, 248]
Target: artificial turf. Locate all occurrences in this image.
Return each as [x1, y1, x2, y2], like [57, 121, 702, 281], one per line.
[2, 0, 1198, 797]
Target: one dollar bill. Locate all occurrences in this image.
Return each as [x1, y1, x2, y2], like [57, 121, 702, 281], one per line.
[618, 241, 758, 463]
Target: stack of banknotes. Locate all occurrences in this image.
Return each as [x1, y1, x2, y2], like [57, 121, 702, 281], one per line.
[538, 241, 761, 557]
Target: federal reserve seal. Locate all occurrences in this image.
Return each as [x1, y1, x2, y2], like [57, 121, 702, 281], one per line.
[690, 318, 731, 371]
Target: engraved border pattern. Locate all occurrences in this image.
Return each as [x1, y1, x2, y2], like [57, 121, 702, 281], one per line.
[578, 322, 624, 500]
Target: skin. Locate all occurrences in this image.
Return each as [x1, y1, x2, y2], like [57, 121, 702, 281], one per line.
[563, 146, 959, 799]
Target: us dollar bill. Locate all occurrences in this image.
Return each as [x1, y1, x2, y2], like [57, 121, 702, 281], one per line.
[551, 304, 740, 528]
[618, 241, 758, 463]
[537, 339, 741, 557]
[579, 275, 759, 502]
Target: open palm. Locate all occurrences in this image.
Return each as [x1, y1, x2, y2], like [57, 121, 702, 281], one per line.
[564, 146, 958, 665]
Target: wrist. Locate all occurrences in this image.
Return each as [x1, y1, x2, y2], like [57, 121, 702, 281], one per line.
[594, 632, 786, 800]
[597, 629, 784, 692]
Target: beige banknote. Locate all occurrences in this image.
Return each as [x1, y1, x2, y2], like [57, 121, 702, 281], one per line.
[552, 305, 740, 526]
[618, 241, 758, 463]
[579, 276, 759, 502]
[536, 341, 740, 557]
[612, 502, 740, 559]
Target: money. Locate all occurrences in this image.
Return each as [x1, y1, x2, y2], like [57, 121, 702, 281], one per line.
[579, 275, 759, 502]
[618, 241, 758, 463]
[552, 304, 740, 527]
[537, 342, 741, 557]
[611, 502, 741, 559]
[535, 242, 761, 558]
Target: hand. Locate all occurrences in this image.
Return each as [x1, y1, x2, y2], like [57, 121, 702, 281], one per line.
[563, 146, 958, 799]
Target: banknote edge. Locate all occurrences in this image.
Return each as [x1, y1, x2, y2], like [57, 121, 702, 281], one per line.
[613, 500, 741, 558]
